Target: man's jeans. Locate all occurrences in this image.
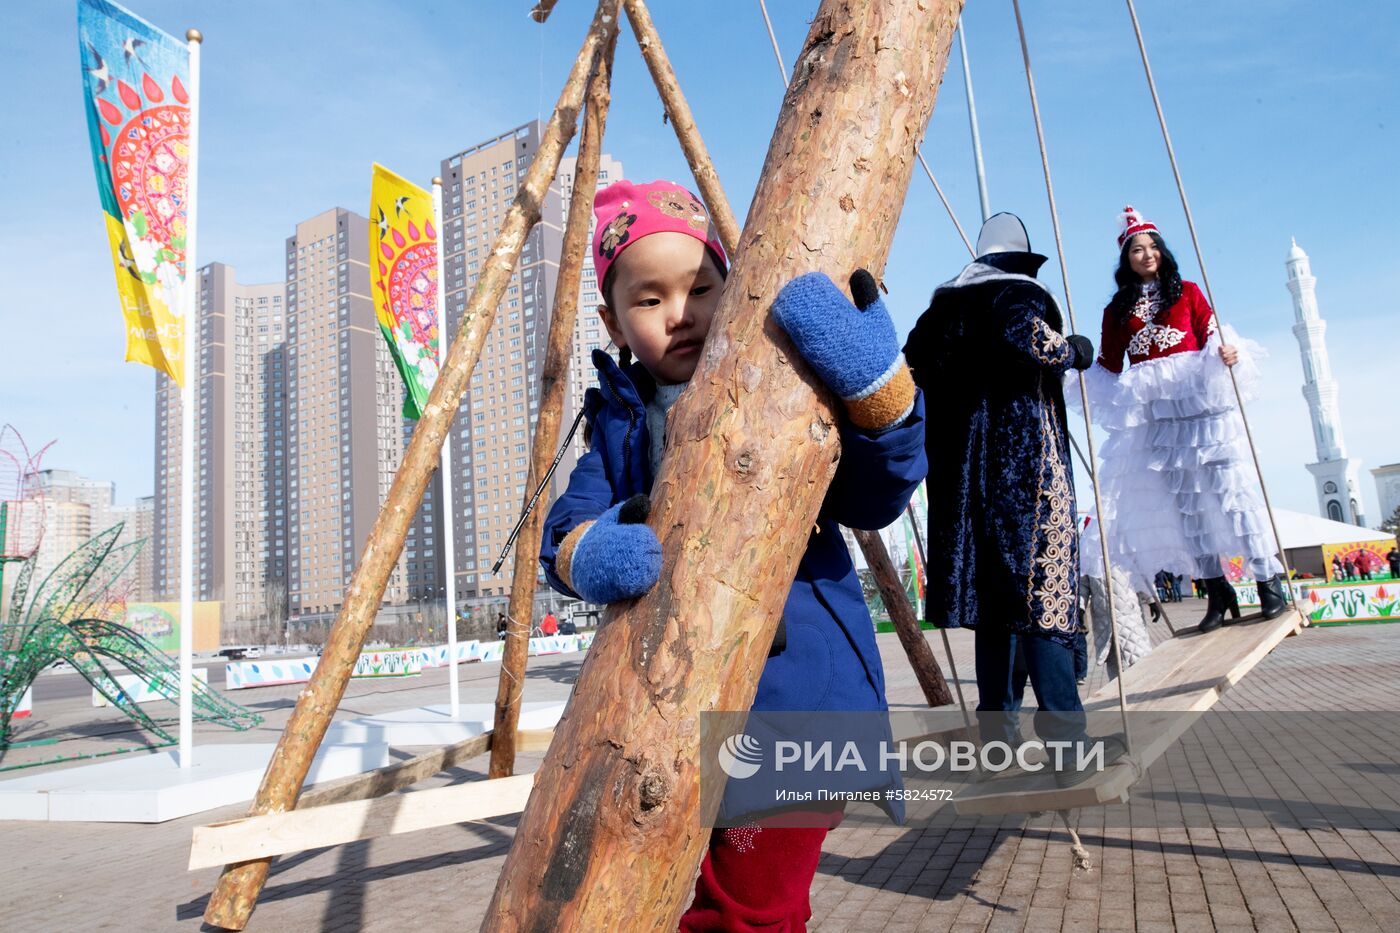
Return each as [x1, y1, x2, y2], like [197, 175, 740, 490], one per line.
[977, 627, 1085, 749]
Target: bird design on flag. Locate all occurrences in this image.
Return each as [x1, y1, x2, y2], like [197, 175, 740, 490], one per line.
[394, 195, 411, 218]
[123, 37, 147, 67]
[86, 43, 110, 94]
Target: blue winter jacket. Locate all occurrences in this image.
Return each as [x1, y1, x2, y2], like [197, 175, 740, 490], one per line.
[540, 348, 928, 716]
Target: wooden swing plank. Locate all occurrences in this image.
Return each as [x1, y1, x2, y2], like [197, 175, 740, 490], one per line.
[188, 728, 554, 870]
[189, 772, 536, 870]
[952, 608, 1302, 817]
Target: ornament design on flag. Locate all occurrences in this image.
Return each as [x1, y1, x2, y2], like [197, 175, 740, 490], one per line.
[380, 220, 441, 393]
[106, 92, 190, 298]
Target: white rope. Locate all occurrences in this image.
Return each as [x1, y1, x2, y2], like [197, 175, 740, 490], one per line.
[1056, 810, 1093, 870]
[1009, 0, 1134, 756]
[1121, 0, 1296, 596]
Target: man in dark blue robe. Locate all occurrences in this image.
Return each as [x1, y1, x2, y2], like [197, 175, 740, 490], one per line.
[904, 213, 1097, 753]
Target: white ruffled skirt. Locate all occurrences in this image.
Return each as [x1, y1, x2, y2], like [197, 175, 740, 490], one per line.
[1073, 328, 1282, 589]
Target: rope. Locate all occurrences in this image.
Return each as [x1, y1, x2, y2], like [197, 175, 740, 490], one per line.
[1056, 810, 1093, 870]
[1009, 0, 1134, 757]
[1121, 0, 1297, 599]
[756, 0, 975, 257]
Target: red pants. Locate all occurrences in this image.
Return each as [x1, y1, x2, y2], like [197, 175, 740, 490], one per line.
[679, 807, 844, 932]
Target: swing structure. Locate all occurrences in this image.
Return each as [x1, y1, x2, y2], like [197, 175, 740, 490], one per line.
[189, 2, 1301, 929]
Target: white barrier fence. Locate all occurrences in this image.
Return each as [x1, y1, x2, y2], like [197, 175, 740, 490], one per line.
[224, 631, 597, 690]
[92, 668, 210, 707]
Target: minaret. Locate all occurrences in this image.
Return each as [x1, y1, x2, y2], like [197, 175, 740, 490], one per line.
[1288, 239, 1367, 526]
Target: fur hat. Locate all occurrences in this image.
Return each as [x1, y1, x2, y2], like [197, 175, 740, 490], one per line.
[1116, 205, 1159, 249]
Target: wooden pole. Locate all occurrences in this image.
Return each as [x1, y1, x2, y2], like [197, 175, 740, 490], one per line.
[489, 15, 618, 780]
[530, 0, 562, 23]
[623, 0, 741, 256]
[853, 528, 952, 707]
[200, 3, 621, 928]
[484, 2, 964, 928]
[627, 0, 952, 711]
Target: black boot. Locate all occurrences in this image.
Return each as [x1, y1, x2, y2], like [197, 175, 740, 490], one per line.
[1217, 578, 1245, 626]
[1197, 576, 1231, 633]
[1256, 575, 1288, 621]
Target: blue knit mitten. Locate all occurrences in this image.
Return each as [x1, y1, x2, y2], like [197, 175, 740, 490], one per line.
[555, 494, 661, 604]
[772, 269, 916, 432]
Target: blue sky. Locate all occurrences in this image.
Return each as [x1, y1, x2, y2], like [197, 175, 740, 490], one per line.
[3, 1, 1397, 525]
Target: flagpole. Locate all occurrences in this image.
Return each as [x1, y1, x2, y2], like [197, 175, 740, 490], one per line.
[178, 26, 203, 769]
[432, 177, 460, 718]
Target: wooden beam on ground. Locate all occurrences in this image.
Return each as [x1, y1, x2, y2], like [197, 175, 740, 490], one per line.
[953, 608, 1302, 816]
[190, 773, 536, 871]
[191, 728, 554, 870]
[854, 528, 953, 707]
[484, 2, 966, 928]
[491, 17, 618, 780]
[200, 4, 622, 929]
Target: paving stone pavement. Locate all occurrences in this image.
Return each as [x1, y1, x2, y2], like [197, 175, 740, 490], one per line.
[3, 604, 1399, 932]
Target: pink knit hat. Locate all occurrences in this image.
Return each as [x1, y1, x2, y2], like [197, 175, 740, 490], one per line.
[591, 179, 727, 292]
[1116, 205, 1160, 249]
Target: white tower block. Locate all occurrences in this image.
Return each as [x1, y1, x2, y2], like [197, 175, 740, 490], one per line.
[1287, 239, 1367, 526]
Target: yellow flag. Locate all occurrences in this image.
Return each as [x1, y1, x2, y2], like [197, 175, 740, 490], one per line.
[370, 164, 440, 419]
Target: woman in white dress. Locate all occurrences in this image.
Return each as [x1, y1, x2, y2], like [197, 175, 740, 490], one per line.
[1080, 207, 1286, 632]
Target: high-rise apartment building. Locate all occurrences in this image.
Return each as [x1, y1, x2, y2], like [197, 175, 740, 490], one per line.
[436, 124, 624, 609]
[439, 123, 564, 605]
[557, 152, 625, 462]
[21, 469, 150, 602]
[283, 208, 441, 624]
[111, 495, 155, 602]
[154, 263, 287, 620]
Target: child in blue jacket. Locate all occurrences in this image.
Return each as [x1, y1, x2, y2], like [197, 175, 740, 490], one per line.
[539, 179, 927, 932]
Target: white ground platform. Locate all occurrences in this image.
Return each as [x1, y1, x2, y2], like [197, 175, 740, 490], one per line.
[324, 701, 567, 747]
[0, 741, 390, 823]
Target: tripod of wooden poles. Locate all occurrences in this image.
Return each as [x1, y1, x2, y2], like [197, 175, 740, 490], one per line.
[202, 1, 966, 929]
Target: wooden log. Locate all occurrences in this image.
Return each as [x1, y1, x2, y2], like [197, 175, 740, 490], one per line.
[490, 17, 618, 780]
[530, 0, 562, 23]
[190, 773, 537, 871]
[200, 4, 622, 928]
[626, 0, 949, 714]
[853, 528, 953, 707]
[623, 0, 741, 255]
[484, 2, 965, 928]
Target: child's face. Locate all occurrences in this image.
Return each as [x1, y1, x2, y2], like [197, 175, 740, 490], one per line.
[599, 232, 724, 385]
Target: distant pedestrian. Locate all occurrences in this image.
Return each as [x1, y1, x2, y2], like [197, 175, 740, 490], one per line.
[1343, 558, 1357, 581]
[1355, 550, 1375, 581]
[541, 611, 559, 636]
[1388, 546, 1400, 580]
[1331, 555, 1345, 582]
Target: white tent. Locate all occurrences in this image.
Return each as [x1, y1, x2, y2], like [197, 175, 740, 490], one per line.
[1270, 508, 1393, 549]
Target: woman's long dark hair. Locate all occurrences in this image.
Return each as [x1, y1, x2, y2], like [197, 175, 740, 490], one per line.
[1108, 232, 1182, 324]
